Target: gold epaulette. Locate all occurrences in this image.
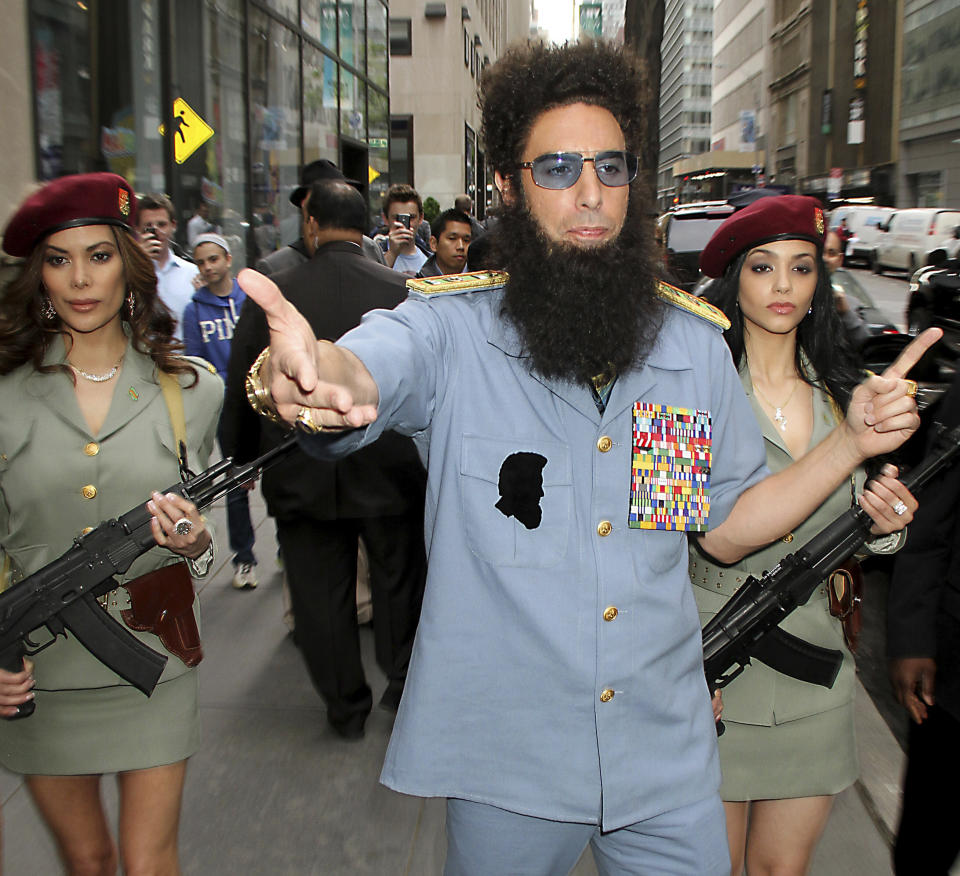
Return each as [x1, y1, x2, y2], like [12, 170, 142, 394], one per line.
[406, 269, 509, 299]
[654, 281, 730, 331]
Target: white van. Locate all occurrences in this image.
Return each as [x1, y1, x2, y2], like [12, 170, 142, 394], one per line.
[829, 205, 895, 266]
[873, 208, 960, 274]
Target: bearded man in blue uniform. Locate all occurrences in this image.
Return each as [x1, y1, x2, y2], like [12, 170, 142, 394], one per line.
[238, 41, 935, 876]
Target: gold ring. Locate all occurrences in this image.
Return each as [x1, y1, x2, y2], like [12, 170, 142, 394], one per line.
[295, 406, 324, 435]
[904, 379, 918, 399]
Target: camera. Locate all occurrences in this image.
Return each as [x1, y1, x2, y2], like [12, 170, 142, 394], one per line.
[143, 225, 158, 239]
[395, 213, 412, 229]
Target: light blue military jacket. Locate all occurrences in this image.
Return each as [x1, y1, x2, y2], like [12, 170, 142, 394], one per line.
[308, 280, 767, 830]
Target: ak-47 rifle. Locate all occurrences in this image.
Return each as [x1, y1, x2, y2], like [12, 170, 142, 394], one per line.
[0, 435, 299, 718]
[703, 422, 960, 693]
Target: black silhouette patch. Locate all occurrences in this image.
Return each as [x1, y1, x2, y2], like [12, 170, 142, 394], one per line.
[495, 452, 548, 530]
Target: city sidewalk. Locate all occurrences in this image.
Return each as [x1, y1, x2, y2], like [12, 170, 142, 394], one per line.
[0, 485, 929, 875]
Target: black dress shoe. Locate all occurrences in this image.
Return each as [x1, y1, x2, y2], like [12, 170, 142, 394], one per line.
[378, 678, 405, 713]
[328, 714, 367, 740]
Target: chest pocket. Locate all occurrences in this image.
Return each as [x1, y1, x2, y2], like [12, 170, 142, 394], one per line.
[460, 434, 572, 568]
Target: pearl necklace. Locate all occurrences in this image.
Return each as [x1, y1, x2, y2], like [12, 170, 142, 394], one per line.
[69, 355, 124, 383]
[752, 379, 800, 431]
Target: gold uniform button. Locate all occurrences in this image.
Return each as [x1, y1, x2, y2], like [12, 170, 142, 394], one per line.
[597, 520, 612, 537]
[603, 606, 618, 622]
[81, 526, 94, 535]
[782, 532, 794, 543]
[597, 436, 613, 453]
[82, 485, 97, 499]
[84, 442, 100, 456]
[600, 688, 615, 703]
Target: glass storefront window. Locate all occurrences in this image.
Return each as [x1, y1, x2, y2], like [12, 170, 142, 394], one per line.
[367, 1, 388, 92]
[248, 9, 302, 258]
[301, 0, 337, 51]
[367, 88, 389, 219]
[199, 0, 249, 266]
[302, 42, 339, 165]
[339, 0, 366, 72]
[261, 0, 297, 25]
[340, 69, 365, 145]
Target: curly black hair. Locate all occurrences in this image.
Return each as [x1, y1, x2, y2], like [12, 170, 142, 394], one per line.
[480, 41, 650, 179]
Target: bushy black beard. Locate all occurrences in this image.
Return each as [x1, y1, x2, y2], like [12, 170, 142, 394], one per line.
[490, 193, 664, 386]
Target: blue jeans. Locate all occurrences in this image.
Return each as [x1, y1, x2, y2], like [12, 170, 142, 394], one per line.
[218, 418, 256, 567]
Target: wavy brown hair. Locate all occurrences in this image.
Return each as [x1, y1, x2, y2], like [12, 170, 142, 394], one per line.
[0, 226, 196, 383]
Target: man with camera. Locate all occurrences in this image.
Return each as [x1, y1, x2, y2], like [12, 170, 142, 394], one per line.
[136, 192, 199, 339]
[378, 184, 430, 276]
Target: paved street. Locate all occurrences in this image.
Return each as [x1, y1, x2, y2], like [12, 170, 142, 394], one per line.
[0, 475, 950, 875]
[845, 264, 913, 332]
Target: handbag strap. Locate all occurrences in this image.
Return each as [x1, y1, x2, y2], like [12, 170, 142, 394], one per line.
[157, 369, 189, 477]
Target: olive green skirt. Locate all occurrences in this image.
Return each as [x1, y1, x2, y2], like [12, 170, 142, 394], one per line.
[717, 701, 857, 801]
[0, 670, 200, 776]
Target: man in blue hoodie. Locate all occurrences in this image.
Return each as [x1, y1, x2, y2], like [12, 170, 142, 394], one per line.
[184, 233, 259, 589]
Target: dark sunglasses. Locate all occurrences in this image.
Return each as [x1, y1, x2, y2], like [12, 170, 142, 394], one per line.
[519, 151, 639, 190]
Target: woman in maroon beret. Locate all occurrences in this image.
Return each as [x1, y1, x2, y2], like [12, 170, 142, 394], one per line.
[0, 173, 223, 873]
[691, 195, 917, 875]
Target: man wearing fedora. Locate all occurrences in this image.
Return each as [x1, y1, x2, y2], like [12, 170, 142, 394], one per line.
[255, 159, 384, 276]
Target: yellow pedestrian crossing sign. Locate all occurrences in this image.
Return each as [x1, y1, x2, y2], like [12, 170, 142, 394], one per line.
[158, 98, 214, 164]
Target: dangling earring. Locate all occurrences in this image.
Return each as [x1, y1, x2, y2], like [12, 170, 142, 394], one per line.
[126, 289, 136, 319]
[808, 305, 813, 315]
[41, 295, 57, 322]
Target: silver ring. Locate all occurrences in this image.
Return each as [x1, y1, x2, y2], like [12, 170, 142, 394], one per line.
[893, 501, 908, 516]
[174, 517, 193, 535]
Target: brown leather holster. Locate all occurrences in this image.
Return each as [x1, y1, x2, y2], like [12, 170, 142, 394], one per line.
[121, 562, 203, 667]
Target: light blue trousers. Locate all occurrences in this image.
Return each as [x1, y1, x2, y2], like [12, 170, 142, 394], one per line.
[444, 793, 730, 876]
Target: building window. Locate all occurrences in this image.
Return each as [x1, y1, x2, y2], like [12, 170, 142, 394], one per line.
[390, 114, 414, 186]
[389, 18, 411, 55]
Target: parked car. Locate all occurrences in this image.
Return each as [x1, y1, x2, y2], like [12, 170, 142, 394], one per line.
[829, 269, 899, 338]
[873, 208, 960, 275]
[657, 201, 735, 291]
[906, 255, 960, 353]
[828, 205, 896, 267]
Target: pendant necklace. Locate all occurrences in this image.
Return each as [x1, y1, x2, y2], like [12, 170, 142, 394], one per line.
[752, 378, 799, 432]
[69, 354, 124, 383]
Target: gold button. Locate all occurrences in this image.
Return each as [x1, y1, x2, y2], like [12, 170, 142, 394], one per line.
[597, 436, 613, 453]
[84, 442, 99, 456]
[81, 526, 94, 535]
[782, 532, 794, 543]
[82, 485, 97, 499]
[600, 688, 615, 702]
[603, 606, 618, 622]
[597, 520, 612, 537]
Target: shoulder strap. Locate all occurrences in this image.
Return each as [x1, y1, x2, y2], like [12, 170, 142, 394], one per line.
[156, 369, 189, 476]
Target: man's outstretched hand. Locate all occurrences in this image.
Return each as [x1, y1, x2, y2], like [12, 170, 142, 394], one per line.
[842, 327, 942, 461]
[237, 269, 380, 430]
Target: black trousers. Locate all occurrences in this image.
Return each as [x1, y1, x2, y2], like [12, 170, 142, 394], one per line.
[894, 705, 960, 875]
[276, 512, 425, 730]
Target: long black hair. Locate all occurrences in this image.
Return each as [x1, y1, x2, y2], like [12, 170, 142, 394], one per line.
[703, 249, 862, 412]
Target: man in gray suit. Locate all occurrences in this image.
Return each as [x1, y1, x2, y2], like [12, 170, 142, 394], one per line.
[254, 159, 384, 275]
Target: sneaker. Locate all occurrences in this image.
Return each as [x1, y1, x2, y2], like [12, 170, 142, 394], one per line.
[232, 562, 258, 590]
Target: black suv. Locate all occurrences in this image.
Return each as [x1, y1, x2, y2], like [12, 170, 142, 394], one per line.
[658, 201, 735, 291]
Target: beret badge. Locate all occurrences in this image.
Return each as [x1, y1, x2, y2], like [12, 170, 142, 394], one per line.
[119, 188, 130, 217]
[814, 206, 824, 235]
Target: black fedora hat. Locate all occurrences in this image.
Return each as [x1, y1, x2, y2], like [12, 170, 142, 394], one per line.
[289, 159, 361, 206]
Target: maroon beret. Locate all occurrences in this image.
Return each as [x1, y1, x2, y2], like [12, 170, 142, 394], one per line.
[2, 172, 137, 258]
[699, 194, 825, 278]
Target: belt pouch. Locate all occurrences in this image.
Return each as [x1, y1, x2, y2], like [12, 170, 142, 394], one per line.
[121, 562, 203, 667]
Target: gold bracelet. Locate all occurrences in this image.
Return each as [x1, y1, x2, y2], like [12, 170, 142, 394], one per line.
[245, 347, 285, 425]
